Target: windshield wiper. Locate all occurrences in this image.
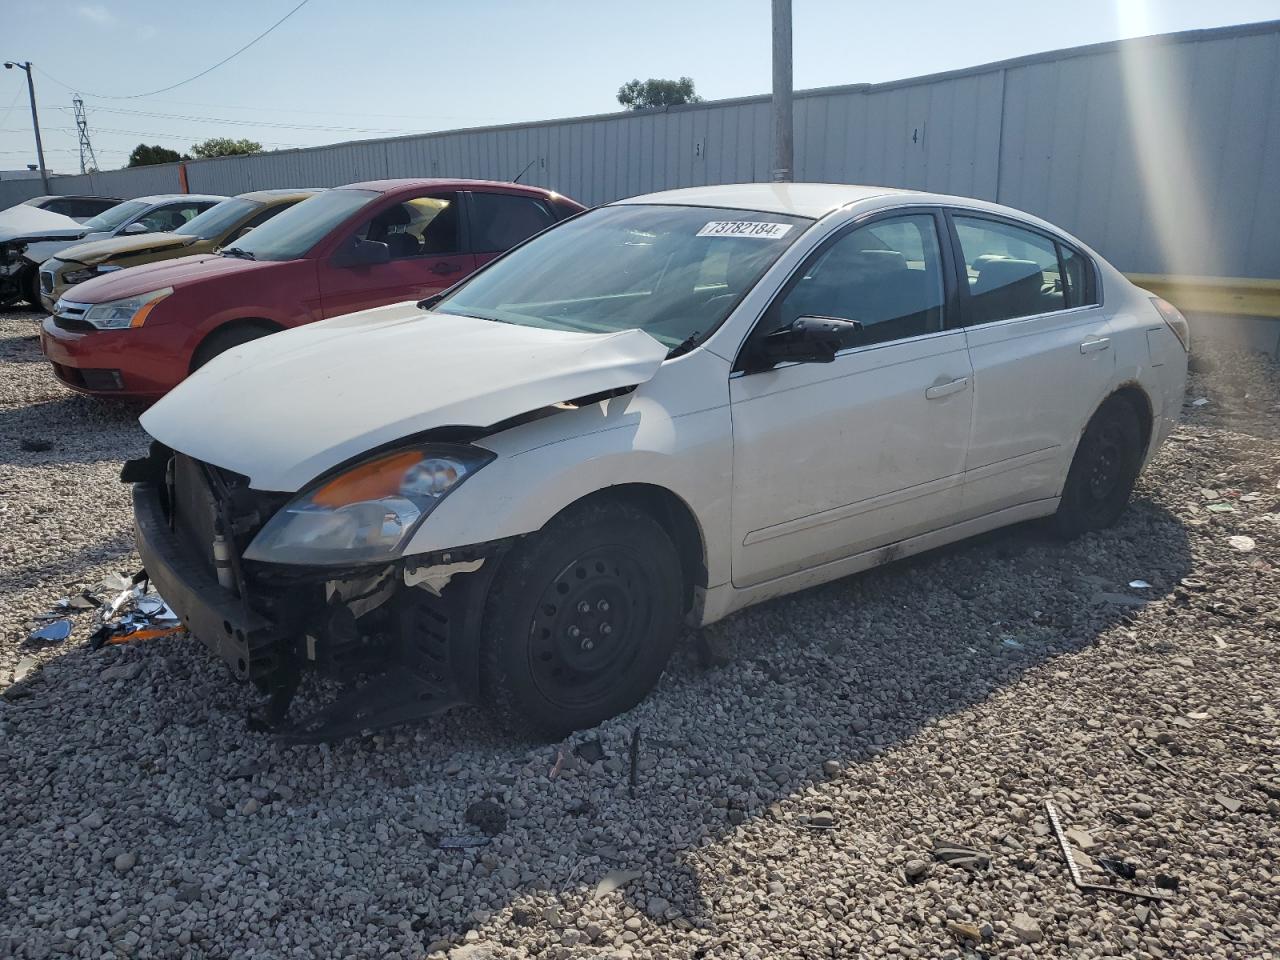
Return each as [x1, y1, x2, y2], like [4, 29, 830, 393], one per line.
[220, 246, 255, 260]
[666, 330, 702, 359]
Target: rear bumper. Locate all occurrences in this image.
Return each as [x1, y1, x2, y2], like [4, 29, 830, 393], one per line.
[132, 480, 282, 680]
[40, 315, 181, 399]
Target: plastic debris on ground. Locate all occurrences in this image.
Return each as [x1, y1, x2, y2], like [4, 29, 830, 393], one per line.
[28, 570, 185, 651]
[1227, 535, 1257, 552]
[1191, 397, 1210, 406]
[1128, 580, 1152, 590]
[24, 618, 73, 647]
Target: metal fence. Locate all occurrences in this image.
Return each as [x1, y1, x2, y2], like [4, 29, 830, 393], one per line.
[3, 19, 1277, 279]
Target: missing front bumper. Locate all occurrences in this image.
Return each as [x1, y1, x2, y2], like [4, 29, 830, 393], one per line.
[129, 464, 506, 741]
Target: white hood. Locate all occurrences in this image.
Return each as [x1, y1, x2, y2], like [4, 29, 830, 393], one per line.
[0, 203, 84, 243]
[141, 302, 670, 491]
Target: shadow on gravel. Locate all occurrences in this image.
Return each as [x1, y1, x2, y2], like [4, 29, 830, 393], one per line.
[0, 394, 147, 467]
[0, 490, 1194, 953]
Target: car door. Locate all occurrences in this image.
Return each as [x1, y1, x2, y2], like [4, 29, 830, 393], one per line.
[729, 210, 973, 588]
[945, 212, 1113, 517]
[466, 190, 561, 269]
[318, 191, 475, 318]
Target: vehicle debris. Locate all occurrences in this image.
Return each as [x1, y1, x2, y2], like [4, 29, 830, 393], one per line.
[1096, 857, 1138, 881]
[932, 841, 990, 871]
[574, 739, 606, 764]
[86, 575, 183, 650]
[1128, 580, 1152, 589]
[1045, 801, 1172, 901]
[437, 834, 491, 850]
[1192, 397, 1211, 406]
[25, 618, 72, 646]
[1227, 535, 1257, 552]
[593, 869, 643, 899]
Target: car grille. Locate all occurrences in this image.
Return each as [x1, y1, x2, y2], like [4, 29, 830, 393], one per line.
[39, 271, 53, 294]
[52, 300, 94, 332]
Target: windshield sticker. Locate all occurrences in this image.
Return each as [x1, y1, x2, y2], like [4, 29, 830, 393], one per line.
[696, 220, 794, 240]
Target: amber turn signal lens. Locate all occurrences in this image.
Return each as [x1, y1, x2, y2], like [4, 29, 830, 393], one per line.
[310, 450, 423, 508]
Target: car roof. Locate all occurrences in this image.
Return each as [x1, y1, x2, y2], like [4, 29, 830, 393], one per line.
[128, 194, 227, 205]
[339, 178, 559, 197]
[613, 183, 911, 219]
[236, 188, 326, 203]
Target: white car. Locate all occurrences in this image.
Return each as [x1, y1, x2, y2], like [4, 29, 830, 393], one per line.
[128, 183, 1189, 740]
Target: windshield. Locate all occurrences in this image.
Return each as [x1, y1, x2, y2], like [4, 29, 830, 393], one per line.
[175, 197, 260, 239]
[436, 204, 812, 348]
[222, 189, 378, 261]
[81, 199, 148, 233]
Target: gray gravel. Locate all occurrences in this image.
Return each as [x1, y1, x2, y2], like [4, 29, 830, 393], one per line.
[1, 306, 1278, 959]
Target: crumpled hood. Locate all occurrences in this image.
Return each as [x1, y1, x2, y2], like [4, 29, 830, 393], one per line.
[0, 204, 80, 238]
[57, 231, 196, 266]
[140, 302, 670, 491]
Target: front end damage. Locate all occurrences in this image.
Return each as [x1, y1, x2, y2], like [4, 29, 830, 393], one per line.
[123, 442, 508, 741]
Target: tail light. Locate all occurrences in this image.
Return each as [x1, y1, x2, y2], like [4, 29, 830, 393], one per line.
[1150, 297, 1190, 353]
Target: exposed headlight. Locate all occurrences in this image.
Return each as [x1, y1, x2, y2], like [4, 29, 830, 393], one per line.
[63, 268, 98, 285]
[81, 287, 172, 330]
[243, 444, 494, 565]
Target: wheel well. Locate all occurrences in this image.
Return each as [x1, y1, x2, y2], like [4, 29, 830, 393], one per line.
[570, 484, 708, 612]
[190, 318, 281, 372]
[1106, 383, 1155, 458]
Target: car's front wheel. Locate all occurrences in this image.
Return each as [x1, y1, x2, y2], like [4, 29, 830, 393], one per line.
[1052, 394, 1144, 538]
[481, 499, 683, 739]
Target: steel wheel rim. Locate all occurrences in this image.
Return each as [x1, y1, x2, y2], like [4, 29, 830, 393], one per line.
[527, 544, 656, 710]
[1086, 421, 1124, 502]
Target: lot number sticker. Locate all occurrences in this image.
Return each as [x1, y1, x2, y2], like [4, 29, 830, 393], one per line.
[697, 220, 794, 239]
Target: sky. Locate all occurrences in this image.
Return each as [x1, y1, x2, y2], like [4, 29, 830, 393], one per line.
[2, 0, 1278, 175]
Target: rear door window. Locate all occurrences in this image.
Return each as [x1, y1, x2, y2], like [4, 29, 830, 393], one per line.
[469, 192, 558, 253]
[952, 216, 1067, 324]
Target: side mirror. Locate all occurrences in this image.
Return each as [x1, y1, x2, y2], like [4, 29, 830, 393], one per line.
[332, 237, 390, 268]
[123, 222, 149, 234]
[755, 315, 862, 367]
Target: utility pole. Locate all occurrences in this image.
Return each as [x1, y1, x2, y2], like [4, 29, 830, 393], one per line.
[73, 96, 99, 174]
[3, 61, 50, 194]
[771, 0, 794, 182]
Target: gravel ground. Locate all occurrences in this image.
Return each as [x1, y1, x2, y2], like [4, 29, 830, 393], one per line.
[1, 307, 1278, 960]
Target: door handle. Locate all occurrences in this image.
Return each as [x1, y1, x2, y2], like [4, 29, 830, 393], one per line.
[1079, 337, 1111, 354]
[925, 376, 969, 400]
[431, 261, 461, 276]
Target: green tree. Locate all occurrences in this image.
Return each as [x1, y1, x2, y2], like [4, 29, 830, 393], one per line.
[616, 77, 703, 110]
[127, 143, 187, 167]
[190, 137, 263, 159]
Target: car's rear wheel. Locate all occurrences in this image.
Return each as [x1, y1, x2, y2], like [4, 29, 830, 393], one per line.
[1052, 395, 1144, 538]
[481, 500, 683, 739]
[191, 322, 278, 371]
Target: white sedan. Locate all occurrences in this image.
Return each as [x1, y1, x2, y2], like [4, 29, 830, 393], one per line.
[129, 183, 1189, 740]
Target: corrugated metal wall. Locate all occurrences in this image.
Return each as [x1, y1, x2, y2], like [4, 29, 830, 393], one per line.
[3, 20, 1277, 278]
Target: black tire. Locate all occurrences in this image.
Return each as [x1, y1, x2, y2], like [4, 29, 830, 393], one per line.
[20, 265, 42, 309]
[481, 500, 683, 739]
[191, 323, 276, 371]
[1052, 395, 1144, 538]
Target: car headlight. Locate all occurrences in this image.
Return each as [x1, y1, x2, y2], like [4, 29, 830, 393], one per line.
[243, 444, 494, 565]
[63, 268, 98, 284]
[81, 287, 172, 330]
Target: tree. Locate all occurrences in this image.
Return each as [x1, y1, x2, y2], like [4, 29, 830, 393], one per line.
[190, 137, 263, 159]
[617, 77, 703, 110]
[127, 143, 187, 167]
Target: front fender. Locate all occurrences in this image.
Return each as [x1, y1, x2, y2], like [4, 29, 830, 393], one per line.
[402, 365, 734, 589]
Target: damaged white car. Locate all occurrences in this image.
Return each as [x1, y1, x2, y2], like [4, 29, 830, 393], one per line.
[126, 183, 1189, 740]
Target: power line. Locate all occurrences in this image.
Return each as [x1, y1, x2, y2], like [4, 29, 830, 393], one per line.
[53, 104, 415, 135]
[28, 0, 312, 100]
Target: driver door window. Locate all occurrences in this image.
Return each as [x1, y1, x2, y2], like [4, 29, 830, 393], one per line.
[357, 195, 460, 259]
[774, 213, 946, 350]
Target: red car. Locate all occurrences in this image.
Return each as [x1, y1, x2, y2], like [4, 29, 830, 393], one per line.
[41, 179, 584, 398]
